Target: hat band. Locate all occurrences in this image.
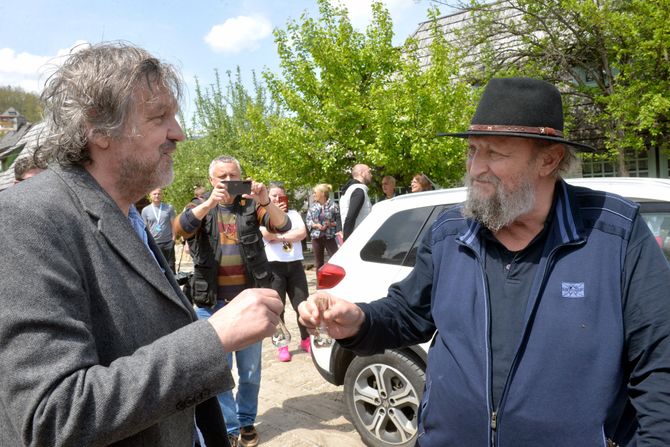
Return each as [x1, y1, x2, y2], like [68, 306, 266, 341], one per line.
[469, 124, 563, 137]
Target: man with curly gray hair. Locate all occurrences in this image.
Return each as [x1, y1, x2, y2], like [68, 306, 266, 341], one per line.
[0, 42, 283, 447]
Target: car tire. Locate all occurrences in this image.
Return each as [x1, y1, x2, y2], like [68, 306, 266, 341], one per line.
[343, 350, 425, 447]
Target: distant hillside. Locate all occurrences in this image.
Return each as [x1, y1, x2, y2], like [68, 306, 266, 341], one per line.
[0, 86, 42, 123]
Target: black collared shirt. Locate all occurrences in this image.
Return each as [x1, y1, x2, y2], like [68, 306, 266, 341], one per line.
[483, 223, 549, 408]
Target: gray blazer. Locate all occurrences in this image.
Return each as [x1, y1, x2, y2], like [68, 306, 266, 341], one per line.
[0, 165, 234, 446]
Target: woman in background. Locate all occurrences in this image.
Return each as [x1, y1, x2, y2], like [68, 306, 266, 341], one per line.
[306, 184, 340, 271]
[261, 183, 310, 362]
[410, 173, 434, 193]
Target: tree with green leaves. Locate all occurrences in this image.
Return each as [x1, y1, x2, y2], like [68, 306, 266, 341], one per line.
[454, 0, 670, 175]
[173, 0, 475, 209]
[168, 68, 281, 210]
[264, 0, 475, 190]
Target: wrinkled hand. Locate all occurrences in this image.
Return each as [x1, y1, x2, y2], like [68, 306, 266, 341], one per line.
[208, 288, 283, 352]
[298, 292, 365, 340]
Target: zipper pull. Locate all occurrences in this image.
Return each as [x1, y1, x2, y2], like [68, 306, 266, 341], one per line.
[491, 411, 497, 447]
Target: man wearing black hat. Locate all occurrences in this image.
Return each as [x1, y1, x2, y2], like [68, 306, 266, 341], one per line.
[299, 78, 670, 446]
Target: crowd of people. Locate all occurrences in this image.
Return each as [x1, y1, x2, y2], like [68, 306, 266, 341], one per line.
[1, 41, 669, 447]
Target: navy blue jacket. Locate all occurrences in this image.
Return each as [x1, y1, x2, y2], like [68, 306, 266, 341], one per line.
[342, 180, 670, 446]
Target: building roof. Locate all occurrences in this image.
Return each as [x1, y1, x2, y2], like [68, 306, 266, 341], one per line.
[1, 107, 20, 117]
[409, 4, 522, 71]
[0, 122, 47, 191]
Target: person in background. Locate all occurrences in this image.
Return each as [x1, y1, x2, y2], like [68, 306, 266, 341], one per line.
[13, 155, 45, 184]
[381, 175, 397, 200]
[339, 163, 372, 240]
[299, 77, 670, 446]
[174, 155, 290, 447]
[142, 188, 177, 272]
[410, 173, 434, 192]
[260, 182, 311, 362]
[0, 41, 283, 447]
[306, 183, 340, 271]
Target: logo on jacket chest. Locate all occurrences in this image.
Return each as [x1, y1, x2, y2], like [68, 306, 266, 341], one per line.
[561, 282, 585, 298]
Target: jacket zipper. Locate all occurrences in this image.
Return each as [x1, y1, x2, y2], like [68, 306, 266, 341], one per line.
[490, 241, 584, 447]
[468, 244, 496, 447]
[491, 411, 497, 447]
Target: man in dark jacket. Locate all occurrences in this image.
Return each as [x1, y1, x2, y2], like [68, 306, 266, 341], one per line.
[174, 155, 290, 447]
[299, 78, 670, 446]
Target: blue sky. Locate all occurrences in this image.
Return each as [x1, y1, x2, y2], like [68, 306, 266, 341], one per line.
[0, 0, 448, 119]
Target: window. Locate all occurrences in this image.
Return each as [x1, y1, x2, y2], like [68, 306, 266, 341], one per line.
[360, 205, 449, 266]
[581, 149, 650, 178]
[639, 202, 670, 262]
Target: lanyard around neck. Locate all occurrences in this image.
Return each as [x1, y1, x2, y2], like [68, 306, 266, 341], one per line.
[152, 203, 162, 222]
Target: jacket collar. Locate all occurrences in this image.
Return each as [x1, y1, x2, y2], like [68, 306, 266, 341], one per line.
[51, 164, 193, 316]
[550, 179, 585, 244]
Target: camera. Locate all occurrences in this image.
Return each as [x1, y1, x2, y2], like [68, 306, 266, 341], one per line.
[220, 180, 252, 196]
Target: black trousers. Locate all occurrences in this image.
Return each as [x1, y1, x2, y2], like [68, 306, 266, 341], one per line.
[157, 241, 176, 273]
[268, 260, 310, 340]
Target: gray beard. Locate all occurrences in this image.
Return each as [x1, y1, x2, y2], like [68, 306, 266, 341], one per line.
[118, 154, 174, 203]
[462, 173, 536, 232]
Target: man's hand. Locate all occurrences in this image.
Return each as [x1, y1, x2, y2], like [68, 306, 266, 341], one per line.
[298, 292, 365, 340]
[208, 288, 283, 353]
[245, 180, 269, 205]
[187, 182, 232, 222]
[205, 182, 230, 208]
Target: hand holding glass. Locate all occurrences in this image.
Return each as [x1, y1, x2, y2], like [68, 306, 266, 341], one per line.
[313, 295, 334, 348]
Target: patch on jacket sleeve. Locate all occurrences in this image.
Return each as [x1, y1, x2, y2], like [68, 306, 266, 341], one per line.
[562, 282, 585, 298]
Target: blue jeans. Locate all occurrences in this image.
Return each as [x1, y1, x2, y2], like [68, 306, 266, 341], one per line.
[196, 302, 262, 436]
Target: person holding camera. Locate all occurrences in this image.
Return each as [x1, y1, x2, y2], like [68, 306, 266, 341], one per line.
[260, 182, 311, 362]
[174, 155, 290, 447]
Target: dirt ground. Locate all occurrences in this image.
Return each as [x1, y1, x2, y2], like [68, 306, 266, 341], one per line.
[176, 245, 366, 447]
[255, 270, 366, 447]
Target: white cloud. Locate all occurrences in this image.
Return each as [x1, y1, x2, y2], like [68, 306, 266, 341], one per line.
[0, 40, 89, 93]
[330, 0, 415, 30]
[204, 15, 273, 54]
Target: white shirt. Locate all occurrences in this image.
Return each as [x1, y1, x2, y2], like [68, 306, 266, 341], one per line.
[262, 210, 305, 262]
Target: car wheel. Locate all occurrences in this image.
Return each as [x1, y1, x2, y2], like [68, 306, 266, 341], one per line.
[343, 350, 425, 447]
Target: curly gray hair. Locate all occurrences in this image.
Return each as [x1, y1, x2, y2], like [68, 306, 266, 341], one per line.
[39, 41, 182, 166]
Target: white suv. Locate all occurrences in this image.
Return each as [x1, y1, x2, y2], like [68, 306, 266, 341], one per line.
[311, 177, 670, 447]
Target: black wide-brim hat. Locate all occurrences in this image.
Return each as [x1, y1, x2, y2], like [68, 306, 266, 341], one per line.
[439, 77, 597, 152]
